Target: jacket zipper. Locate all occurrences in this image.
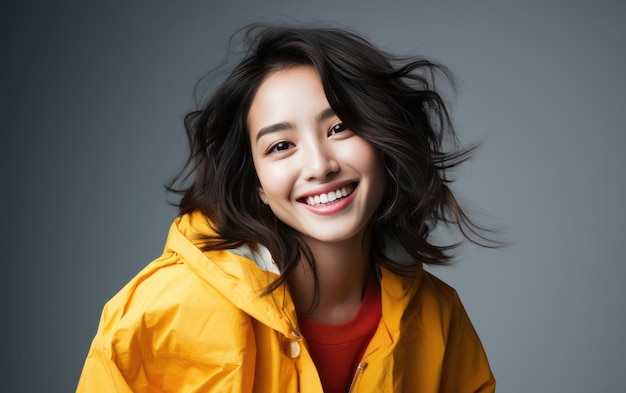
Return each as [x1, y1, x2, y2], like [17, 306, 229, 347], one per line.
[346, 362, 367, 393]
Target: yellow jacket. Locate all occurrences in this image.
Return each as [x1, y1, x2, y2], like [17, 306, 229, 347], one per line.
[77, 213, 495, 392]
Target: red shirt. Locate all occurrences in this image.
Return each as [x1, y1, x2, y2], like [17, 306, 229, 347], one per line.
[298, 273, 382, 393]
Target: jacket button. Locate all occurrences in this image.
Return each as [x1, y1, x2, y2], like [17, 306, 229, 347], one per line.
[285, 339, 301, 359]
[291, 329, 301, 339]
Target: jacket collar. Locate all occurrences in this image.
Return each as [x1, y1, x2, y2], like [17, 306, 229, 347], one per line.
[165, 211, 420, 339]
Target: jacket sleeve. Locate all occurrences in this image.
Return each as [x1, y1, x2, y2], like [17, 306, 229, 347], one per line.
[439, 292, 496, 393]
[76, 344, 135, 393]
[77, 335, 255, 393]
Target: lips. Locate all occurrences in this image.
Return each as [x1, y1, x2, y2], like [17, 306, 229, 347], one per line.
[300, 183, 356, 206]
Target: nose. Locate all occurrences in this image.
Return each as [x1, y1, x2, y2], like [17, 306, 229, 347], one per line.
[301, 141, 339, 181]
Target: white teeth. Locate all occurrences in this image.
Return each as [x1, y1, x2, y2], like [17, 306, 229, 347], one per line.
[305, 184, 354, 206]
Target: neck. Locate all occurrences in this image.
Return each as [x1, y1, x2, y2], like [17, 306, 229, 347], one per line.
[289, 234, 372, 324]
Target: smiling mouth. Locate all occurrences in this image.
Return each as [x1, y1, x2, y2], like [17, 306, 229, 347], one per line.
[301, 183, 356, 206]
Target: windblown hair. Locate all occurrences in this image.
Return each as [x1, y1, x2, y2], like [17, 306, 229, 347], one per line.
[168, 24, 491, 296]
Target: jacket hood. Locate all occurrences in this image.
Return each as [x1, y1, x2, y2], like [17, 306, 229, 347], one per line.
[163, 212, 298, 335]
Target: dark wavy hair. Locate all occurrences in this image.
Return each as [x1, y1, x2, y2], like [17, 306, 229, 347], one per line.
[168, 24, 493, 297]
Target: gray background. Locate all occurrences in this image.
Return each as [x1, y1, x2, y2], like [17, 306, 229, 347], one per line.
[3, 1, 625, 391]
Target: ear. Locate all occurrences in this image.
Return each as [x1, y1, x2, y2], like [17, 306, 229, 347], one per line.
[257, 187, 268, 205]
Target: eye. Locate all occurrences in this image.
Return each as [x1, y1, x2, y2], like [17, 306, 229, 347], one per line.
[329, 122, 349, 136]
[268, 141, 294, 154]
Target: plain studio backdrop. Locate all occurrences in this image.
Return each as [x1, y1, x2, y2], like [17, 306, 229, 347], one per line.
[3, 1, 625, 391]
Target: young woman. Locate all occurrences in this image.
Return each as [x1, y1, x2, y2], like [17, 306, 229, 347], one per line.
[78, 25, 496, 392]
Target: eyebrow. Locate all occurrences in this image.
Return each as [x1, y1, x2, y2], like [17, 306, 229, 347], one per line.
[254, 107, 337, 142]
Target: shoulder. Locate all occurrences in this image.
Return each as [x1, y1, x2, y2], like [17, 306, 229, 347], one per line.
[387, 268, 468, 334]
[81, 251, 258, 391]
[94, 252, 253, 366]
[413, 270, 484, 345]
[105, 252, 223, 320]
[418, 269, 462, 305]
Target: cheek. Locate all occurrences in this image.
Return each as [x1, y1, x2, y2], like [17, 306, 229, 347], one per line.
[252, 153, 273, 191]
[351, 141, 385, 179]
[354, 142, 387, 205]
[255, 162, 296, 202]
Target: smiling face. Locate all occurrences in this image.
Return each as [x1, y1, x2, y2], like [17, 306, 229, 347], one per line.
[248, 65, 386, 246]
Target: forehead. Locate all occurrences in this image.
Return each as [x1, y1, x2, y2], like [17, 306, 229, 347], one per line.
[247, 65, 330, 133]
[254, 65, 323, 103]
